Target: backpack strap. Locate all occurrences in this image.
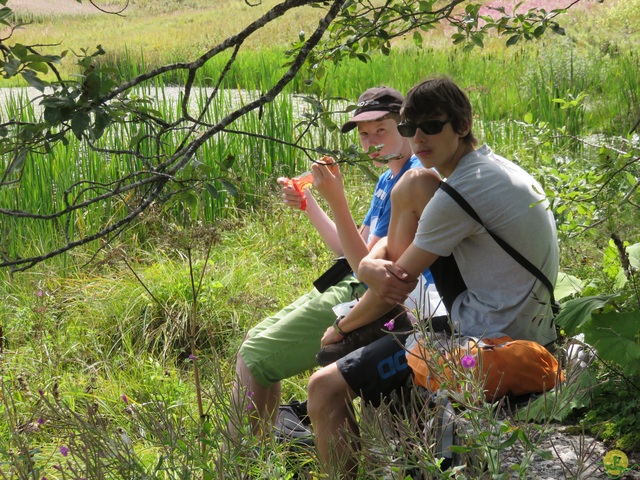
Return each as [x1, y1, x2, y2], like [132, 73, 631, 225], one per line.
[439, 181, 558, 314]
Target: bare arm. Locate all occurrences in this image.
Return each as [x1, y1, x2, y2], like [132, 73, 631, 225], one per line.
[312, 161, 375, 274]
[277, 175, 368, 258]
[321, 168, 442, 345]
[358, 168, 441, 301]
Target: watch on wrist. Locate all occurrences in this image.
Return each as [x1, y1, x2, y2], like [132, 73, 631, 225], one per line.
[333, 316, 348, 336]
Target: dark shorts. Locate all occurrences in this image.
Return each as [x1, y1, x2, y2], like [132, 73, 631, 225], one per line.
[337, 327, 414, 408]
[338, 254, 466, 407]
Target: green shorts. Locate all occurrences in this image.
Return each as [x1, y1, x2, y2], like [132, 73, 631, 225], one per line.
[239, 275, 365, 388]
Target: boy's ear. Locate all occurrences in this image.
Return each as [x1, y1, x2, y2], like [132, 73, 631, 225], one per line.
[457, 119, 471, 137]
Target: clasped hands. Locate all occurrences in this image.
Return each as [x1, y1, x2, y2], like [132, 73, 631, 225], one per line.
[320, 258, 417, 348]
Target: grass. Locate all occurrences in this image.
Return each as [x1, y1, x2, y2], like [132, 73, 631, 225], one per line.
[8, 0, 326, 80]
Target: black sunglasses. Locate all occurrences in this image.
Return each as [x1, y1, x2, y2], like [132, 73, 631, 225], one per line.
[397, 118, 453, 137]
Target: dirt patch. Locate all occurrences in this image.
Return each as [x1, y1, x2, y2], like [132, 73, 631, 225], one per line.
[9, 0, 117, 16]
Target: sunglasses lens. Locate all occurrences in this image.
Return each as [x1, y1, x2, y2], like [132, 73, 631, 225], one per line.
[420, 120, 445, 135]
[397, 123, 416, 137]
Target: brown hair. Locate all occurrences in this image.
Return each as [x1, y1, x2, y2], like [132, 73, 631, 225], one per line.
[401, 76, 478, 146]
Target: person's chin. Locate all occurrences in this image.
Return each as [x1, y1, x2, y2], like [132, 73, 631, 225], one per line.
[415, 152, 434, 167]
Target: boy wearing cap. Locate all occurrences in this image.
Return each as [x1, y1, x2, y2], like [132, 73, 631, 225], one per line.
[228, 86, 441, 436]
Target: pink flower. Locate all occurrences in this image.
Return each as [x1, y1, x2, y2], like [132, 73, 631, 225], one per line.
[461, 354, 477, 369]
[188, 354, 197, 361]
[121, 395, 129, 404]
[384, 320, 395, 331]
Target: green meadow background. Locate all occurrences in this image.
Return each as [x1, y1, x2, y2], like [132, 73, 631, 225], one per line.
[1, 0, 640, 477]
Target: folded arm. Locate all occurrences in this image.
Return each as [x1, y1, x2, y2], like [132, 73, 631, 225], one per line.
[321, 168, 442, 345]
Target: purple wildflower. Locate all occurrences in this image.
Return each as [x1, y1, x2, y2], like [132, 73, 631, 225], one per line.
[384, 320, 395, 331]
[37, 417, 45, 425]
[37, 290, 43, 297]
[461, 355, 477, 369]
[121, 394, 129, 404]
[59, 445, 69, 457]
[188, 354, 197, 361]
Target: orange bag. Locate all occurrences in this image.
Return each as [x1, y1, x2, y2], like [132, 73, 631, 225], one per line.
[407, 335, 563, 402]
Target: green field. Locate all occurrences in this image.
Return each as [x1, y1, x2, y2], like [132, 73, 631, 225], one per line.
[1, 1, 640, 478]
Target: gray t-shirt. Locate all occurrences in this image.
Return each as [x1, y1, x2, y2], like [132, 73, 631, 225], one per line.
[413, 145, 558, 345]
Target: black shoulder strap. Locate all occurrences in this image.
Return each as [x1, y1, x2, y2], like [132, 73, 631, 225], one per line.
[439, 181, 557, 310]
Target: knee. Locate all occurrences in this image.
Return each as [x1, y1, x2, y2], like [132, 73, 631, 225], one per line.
[308, 366, 342, 418]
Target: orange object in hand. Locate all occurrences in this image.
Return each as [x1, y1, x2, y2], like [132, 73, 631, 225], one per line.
[288, 158, 335, 211]
[289, 171, 312, 211]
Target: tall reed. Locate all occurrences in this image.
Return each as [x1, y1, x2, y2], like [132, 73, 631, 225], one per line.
[2, 34, 639, 263]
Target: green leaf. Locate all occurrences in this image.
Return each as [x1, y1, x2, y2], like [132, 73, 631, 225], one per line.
[413, 31, 423, 47]
[129, 128, 145, 149]
[517, 368, 597, 423]
[220, 179, 239, 198]
[583, 311, 640, 376]
[92, 109, 112, 139]
[44, 106, 62, 124]
[4, 57, 21, 77]
[82, 72, 102, 99]
[0, 7, 13, 23]
[7, 149, 27, 176]
[27, 62, 49, 74]
[204, 182, 218, 199]
[497, 430, 520, 450]
[71, 111, 91, 139]
[41, 96, 76, 109]
[555, 272, 585, 300]
[626, 242, 640, 270]
[449, 445, 473, 454]
[533, 25, 546, 38]
[10, 43, 28, 61]
[506, 34, 520, 46]
[554, 295, 613, 336]
[221, 154, 235, 170]
[173, 190, 198, 208]
[20, 70, 46, 92]
[320, 115, 338, 130]
[23, 52, 61, 63]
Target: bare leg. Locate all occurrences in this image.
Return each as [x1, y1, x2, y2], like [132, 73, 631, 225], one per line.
[229, 350, 281, 436]
[308, 363, 360, 479]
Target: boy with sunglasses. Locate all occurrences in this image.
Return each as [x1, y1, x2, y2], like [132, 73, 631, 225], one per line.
[307, 76, 559, 478]
[228, 86, 441, 438]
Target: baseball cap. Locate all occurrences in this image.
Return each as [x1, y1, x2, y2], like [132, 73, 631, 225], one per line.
[341, 86, 404, 133]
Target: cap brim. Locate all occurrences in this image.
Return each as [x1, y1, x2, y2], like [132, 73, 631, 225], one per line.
[341, 110, 392, 133]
